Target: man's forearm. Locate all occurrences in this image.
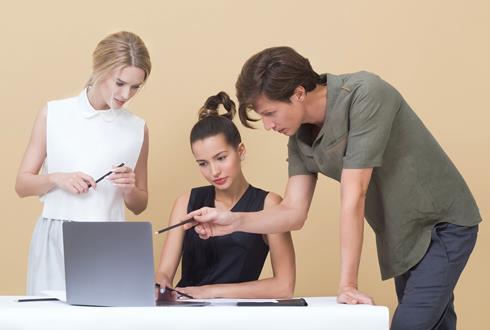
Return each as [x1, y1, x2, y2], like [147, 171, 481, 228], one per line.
[237, 203, 306, 234]
[339, 194, 365, 289]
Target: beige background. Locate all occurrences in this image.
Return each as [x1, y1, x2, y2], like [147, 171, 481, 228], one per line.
[1, 0, 489, 328]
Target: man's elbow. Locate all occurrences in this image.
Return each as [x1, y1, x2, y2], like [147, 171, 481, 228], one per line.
[290, 213, 307, 231]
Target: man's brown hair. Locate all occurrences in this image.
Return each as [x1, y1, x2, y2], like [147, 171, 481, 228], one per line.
[236, 46, 320, 128]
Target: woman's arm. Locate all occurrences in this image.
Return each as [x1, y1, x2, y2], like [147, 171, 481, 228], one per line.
[176, 192, 296, 299]
[15, 106, 96, 197]
[112, 124, 149, 214]
[155, 192, 190, 289]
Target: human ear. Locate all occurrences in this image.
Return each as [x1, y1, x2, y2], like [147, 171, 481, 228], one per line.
[292, 86, 306, 102]
[237, 143, 246, 160]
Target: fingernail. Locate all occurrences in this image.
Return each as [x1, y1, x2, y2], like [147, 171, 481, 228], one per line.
[160, 288, 164, 294]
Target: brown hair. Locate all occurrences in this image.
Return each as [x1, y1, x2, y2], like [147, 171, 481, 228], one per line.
[87, 31, 151, 87]
[190, 92, 242, 148]
[236, 46, 320, 128]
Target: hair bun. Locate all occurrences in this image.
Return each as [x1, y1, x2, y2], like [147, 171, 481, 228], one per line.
[198, 107, 220, 120]
[198, 91, 236, 121]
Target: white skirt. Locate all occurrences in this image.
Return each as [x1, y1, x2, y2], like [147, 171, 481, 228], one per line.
[26, 217, 67, 295]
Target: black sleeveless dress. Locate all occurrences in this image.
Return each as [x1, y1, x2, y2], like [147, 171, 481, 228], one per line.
[177, 185, 269, 287]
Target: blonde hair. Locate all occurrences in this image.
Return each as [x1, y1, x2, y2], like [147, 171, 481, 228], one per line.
[87, 31, 151, 87]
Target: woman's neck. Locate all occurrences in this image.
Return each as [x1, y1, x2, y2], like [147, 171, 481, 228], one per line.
[86, 86, 110, 110]
[214, 173, 249, 210]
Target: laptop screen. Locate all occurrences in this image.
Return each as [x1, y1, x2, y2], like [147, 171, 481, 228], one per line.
[63, 221, 155, 307]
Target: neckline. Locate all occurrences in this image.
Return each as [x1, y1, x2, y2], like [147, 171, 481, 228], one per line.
[211, 184, 252, 212]
[79, 88, 119, 122]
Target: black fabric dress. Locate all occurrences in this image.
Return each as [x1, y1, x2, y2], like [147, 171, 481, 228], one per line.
[177, 185, 269, 287]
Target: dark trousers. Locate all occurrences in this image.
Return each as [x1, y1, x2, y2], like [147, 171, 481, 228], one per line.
[391, 223, 478, 330]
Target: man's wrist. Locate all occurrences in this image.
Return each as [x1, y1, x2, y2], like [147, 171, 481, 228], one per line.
[339, 282, 358, 291]
[232, 212, 243, 232]
[47, 173, 57, 186]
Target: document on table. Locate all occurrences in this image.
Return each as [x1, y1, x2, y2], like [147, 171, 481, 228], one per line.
[202, 298, 308, 306]
[40, 290, 66, 302]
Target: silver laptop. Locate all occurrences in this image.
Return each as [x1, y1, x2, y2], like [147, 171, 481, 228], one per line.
[63, 221, 209, 307]
[63, 221, 156, 307]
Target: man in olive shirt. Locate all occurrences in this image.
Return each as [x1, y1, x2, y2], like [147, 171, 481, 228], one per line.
[186, 47, 481, 330]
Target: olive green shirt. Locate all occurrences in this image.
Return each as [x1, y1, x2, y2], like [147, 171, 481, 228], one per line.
[288, 71, 481, 280]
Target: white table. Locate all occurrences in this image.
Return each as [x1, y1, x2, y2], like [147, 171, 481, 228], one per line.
[0, 296, 389, 330]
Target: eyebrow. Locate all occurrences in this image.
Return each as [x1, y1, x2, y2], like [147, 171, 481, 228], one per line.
[195, 150, 228, 162]
[254, 107, 270, 115]
[116, 78, 141, 88]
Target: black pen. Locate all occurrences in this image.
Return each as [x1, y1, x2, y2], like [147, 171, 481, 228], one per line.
[155, 218, 195, 234]
[88, 162, 125, 188]
[155, 283, 194, 299]
[18, 297, 59, 302]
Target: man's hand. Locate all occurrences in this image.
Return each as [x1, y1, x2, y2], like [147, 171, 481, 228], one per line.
[337, 286, 375, 305]
[183, 207, 240, 239]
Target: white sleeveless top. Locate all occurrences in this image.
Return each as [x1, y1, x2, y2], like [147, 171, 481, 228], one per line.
[41, 89, 145, 221]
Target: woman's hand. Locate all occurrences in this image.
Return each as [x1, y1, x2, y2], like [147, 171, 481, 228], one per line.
[175, 285, 215, 299]
[49, 172, 96, 194]
[109, 165, 136, 194]
[155, 275, 176, 301]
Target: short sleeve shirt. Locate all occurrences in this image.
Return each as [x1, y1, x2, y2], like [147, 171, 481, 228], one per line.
[288, 71, 481, 279]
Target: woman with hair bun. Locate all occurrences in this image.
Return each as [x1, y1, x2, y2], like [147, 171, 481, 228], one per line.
[15, 31, 152, 295]
[155, 92, 295, 299]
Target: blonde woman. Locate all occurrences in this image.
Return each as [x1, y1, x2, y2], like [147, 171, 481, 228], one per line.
[15, 31, 151, 295]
